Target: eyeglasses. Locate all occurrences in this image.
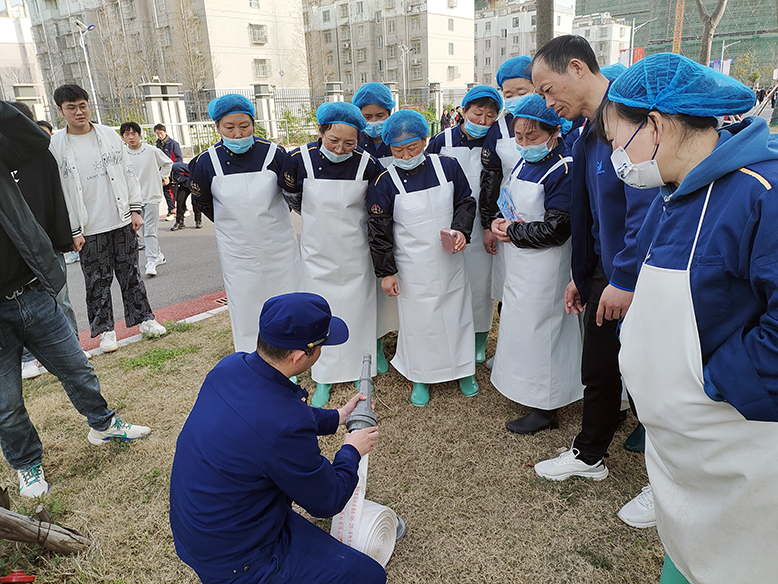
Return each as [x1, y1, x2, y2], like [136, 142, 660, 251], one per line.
[63, 103, 90, 113]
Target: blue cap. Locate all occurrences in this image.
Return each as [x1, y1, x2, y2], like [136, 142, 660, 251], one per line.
[510, 94, 564, 128]
[208, 94, 255, 122]
[316, 101, 367, 132]
[461, 85, 503, 111]
[600, 63, 628, 81]
[496, 56, 533, 87]
[353, 83, 396, 111]
[259, 292, 349, 351]
[381, 109, 429, 146]
[609, 52, 756, 117]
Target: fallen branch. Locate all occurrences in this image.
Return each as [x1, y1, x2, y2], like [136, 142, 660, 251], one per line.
[0, 505, 90, 554]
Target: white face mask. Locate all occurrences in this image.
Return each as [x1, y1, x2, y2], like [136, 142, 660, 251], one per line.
[610, 120, 665, 190]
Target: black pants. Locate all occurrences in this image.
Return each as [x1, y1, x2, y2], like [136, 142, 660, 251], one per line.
[175, 186, 202, 224]
[572, 266, 625, 464]
[163, 183, 176, 214]
[80, 223, 154, 337]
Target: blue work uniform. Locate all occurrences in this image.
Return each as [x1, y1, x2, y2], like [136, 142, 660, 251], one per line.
[169, 352, 386, 584]
[358, 132, 393, 164]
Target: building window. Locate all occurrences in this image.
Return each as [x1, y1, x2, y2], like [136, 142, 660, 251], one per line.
[448, 18, 454, 31]
[485, 40, 491, 50]
[620, 27, 626, 37]
[474, 57, 477, 67]
[500, 47, 505, 56]
[485, 21, 491, 32]
[474, 23, 477, 34]
[377, 36, 383, 48]
[326, 52, 333, 65]
[388, 69, 397, 81]
[346, 72, 353, 85]
[249, 0, 259, 7]
[303, 11, 309, 25]
[447, 65, 458, 80]
[385, 0, 394, 8]
[484, 57, 490, 66]
[338, 4, 348, 17]
[411, 39, 421, 54]
[158, 0, 167, 11]
[358, 25, 365, 37]
[557, 15, 561, 26]
[388, 19, 396, 33]
[324, 31, 333, 43]
[388, 45, 397, 58]
[483, 73, 491, 84]
[501, 28, 507, 37]
[125, 0, 135, 18]
[342, 26, 350, 40]
[162, 26, 172, 46]
[411, 16, 421, 30]
[599, 27, 608, 37]
[448, 42, 454, 55]
[343, 51, 352, 63]
[132, 32, 142, 52]
[322, 9, 331, 23]
[513, 35, 519, 44]
[531, 15, 536, 26]
[378, 59, 383, 71]
[598, 42, 606, 51]
[355, 1, 363, 15]
[584, 28, 590, 38]
[447, 0, 457, 7]
[411, 67, 422, 80]
[512, 16, 519, 28]
[361, 72, 368, 83]
[357, 48, 367, 61]
[253, 58, 270, 78]
[249, 24, 268, 44]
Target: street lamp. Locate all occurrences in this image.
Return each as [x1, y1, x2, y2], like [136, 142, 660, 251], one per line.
[720, 39, 741, 73]
[629, 18, 658, 66]
[73, 19, 102, 124]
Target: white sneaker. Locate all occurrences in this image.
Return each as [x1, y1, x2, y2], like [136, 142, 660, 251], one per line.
[155, 255, 166, 266]
[100, 331, 119, 353]
[184, 210, 191, 218]
[22, 360, 41, 380]
[139, 319, 166, 337]
[534, 448, 609, 481]
[618, 484, 656, 528]
[165, 213, 175, 222]
[88, 416, 151, 445]
[83, 350, 92, 360]
[18, 464, 49, 497]
[145, 261, 157, 276]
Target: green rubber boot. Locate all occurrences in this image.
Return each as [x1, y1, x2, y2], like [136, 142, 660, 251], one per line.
[459, 375, 479, 397]
[410, 383, 430, 407]
[289, 375, 298, 384]
[475, 332, 489, 364]
[376, 338, 389, 375]
[311, 383, 331, 408]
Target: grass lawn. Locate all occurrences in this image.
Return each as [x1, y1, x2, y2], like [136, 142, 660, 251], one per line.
[2, 311, 664, 583]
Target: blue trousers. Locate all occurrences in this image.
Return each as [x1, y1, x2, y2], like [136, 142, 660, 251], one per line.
[0, 283, 114, 470]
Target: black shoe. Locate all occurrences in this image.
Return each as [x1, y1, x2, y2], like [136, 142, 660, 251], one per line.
[506, 409, 558, 435]
[170, 222, 186, 232]
[624, 422, 645, 453]
[195, 220, 202, 229]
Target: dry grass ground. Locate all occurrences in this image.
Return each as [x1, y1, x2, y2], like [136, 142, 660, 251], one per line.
[1, 311, 664, 583]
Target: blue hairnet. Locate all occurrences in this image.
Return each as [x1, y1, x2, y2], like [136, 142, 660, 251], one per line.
[510, 94, 564, 128]
[609, 53, 756, 117]
[462, 85, 503, 111]
[496, 56, 532, 87]
[316, 101, 367, 132]
[352, 83, 395, 111]
[381, 109, 429, 146]
[208, 94, 255, 122]
[600, 63, 627, 81]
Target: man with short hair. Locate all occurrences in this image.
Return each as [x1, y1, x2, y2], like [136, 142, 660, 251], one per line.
[529, 36, 659, 527]
[0, 99, 150, 498]
[120, 121, 172, 276]
[50, 84, 167, 353]
[170, 292, 386, 584]
[154, 123, 181, 220]
[37, 120, 53, 135]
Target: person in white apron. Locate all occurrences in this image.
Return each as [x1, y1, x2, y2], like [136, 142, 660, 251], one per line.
[353, 82, 399, 373]
[366, 110, 478, 407]
[427, 85, 503, 365]
[480, 56, 534, 321]
[188, 94, 302, 355]
[490, 94, 583, 435]
[603, 53, 778, 583]
[279, 101, 383, 408]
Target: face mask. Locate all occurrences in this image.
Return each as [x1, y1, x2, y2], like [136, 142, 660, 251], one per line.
[610, 121, 664, 189]
[222, 135, 253, 154]
[464, 118, 490, 139]
[364, 121, 384, 139]
[321, 142, 353, 163]
[504, 94, 532, 115]
[516, 132, 557, 163]
[393, 152, 425, 171]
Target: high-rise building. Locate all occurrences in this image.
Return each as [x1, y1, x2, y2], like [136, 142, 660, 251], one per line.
[0, 0, 45, 104]
[572, 12, 631, 67]
[303, 0, 475, 103]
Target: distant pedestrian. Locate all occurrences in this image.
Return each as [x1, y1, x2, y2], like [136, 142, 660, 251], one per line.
[440, 108, 451, 129]
[50, 84, 167, 353]
[37, 120, 53, 135]
[154, 123, 181, 221]
[170, 161, 202, 230]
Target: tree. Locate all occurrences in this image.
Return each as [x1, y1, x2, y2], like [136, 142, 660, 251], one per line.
[694, 0, 730, 66]
[175, 0, 213, 121]
[535, 0, 555, 50]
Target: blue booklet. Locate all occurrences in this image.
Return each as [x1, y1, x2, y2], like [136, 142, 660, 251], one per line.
[497, 188, 521, 222]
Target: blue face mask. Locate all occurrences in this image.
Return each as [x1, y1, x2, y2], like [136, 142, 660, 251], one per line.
[222, 135, 254, 154]
[364, 121, 384, 139]
[516, 133, 557, 163]
[464, 119, 490, 139]
[393, 152, 425, 171]
[321, 142, 353, 163]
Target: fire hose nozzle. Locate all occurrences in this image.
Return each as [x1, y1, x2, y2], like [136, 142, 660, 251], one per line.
[346, 354, 377, 432]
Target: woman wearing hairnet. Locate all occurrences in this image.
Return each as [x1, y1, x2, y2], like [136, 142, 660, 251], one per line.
[366, 110, 478, 407]
[427, 85, 503, 365]
[189, 94, 302, 353]
[598, 53, 778, 583]
[352, 82, 400, 371]
[279, 102, 383, 408]
[490, 95, 583, 435]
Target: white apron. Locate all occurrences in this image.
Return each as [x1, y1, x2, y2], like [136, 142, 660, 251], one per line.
[375, 154, 401, 337]
[440, 128, 494, 333]
[491, 157, 583, 409]
[388, 154, 475, 383]
[208, 144, 302, 354]
[300, 146, 377, 383]
[491, 114, 522, 302]
[619, 182, 778, 584]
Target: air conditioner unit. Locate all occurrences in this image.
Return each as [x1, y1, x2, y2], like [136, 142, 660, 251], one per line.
[343, 42, 350, 49]
[411, 58, 421, 65]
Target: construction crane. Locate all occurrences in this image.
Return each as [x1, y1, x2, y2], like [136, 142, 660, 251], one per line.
[672, 0, 685, 53]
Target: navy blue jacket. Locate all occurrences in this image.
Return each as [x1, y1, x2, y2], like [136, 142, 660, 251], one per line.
[636, 117, 778, 422]
[156, 135, 183, 163]
[358, 132, 393, 162]
[169, 352, 360, 582]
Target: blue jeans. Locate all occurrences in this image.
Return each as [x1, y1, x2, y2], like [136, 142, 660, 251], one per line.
[0, 282, 114, 471]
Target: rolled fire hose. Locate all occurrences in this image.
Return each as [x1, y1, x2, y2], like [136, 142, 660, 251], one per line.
[330, 355, 404, 567]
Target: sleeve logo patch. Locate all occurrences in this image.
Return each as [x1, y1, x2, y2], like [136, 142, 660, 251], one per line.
[371, 204, 383, 214]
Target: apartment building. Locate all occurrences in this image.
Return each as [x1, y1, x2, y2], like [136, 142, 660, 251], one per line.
[0, 0, 45, 102]
[572, 12, 631, 67]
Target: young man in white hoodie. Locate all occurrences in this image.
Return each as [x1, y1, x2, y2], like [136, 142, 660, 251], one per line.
[120, 121, 172, 276]
[50, 85, 166, 353]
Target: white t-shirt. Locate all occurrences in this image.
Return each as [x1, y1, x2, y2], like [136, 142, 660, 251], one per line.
[126, 143, 172, 205]
[69, 129, 127, 236]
